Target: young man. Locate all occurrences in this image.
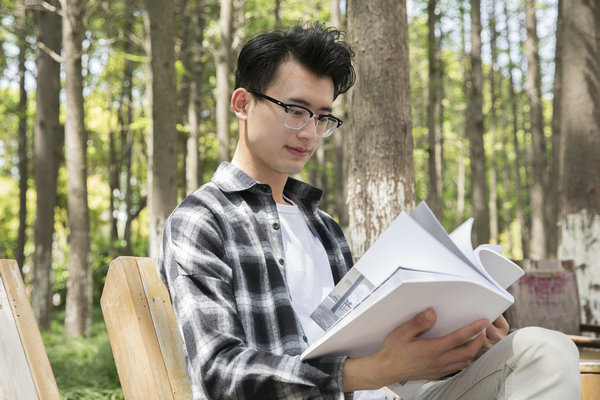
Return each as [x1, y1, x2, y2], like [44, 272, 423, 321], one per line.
[159, 22, 581, 399]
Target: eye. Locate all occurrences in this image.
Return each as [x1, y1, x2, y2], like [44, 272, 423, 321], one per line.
[288, 107, 306, 117]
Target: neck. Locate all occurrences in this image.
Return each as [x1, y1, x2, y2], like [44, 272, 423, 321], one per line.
[231, 152, 289, 205]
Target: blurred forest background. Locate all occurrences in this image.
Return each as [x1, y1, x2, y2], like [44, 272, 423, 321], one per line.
[0, 0, 599, 397]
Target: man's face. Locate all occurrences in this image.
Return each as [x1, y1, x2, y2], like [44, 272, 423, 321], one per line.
[239, 60, 335, 182]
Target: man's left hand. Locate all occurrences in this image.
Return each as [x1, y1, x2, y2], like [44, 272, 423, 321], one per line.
[474, 315, 509, 360]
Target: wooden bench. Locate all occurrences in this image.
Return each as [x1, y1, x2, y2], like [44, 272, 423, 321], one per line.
[0, 259, 60, 400]
[100, 256, 192, 399]
[102, 257, 598, 399]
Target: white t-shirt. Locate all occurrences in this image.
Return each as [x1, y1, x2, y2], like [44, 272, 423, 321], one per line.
[277, 201, 386, 400]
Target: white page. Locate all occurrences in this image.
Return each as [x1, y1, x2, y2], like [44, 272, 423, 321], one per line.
[301, 267, 513, 360]
[475, 247, 524, 289]
[354, 212, 500, 294]
[409, 201, 476, 268]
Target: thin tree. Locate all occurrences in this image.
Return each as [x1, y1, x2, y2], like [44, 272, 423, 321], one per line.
[487, 1, 498, 244]
[468, 0, 489, 245]
[216, 0, 232, 163]
[331, 0, 348, 227]
[183, 0, 205, 195]
[547, 0, 564, 258]
[61, 0, 91, 337]
[15, 0, 28, 271]
[347, 0, 415, 257]
[426, 0, 443, 219]
[557, 0, 600, 326]
[32, 0, 61, 330]
[456, 0, 468, 225]
[146, 0, 178, 257]
[503, 0, 528, 258]
[524, 0, 547, 259]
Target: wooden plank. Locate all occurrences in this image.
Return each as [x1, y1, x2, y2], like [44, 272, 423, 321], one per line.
[136, 257, 192, 399]
[101, 257, 181, 399]
[0, 259, 60, 400]
[0, 266, 38, 400]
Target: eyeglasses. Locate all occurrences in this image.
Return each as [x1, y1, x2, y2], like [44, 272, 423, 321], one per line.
[248, 90, 343, 138]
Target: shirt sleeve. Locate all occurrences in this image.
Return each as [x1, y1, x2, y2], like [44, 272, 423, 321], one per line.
[159, 206, 350, 400]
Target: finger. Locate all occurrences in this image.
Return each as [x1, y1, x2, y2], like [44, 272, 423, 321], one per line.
[396, 308, 437, 339]
[434, 318, 488, 351]
[493, 315, 509, 333]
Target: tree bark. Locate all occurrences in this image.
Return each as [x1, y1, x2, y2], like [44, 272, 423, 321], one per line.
[16, 0, 28, 271]
[346, 0, 415, 258]
[426, 0, 443, 220]
[547, 0, 564, 258]
[468, 0, 489, 245]
[487, 1, 498, 244]
[502, 0, 528, 259]
[216, 0, 232, 163]
[33, 1, 62, 331]
[184, 0, 205, 195]
[330, 0, 348, 228]
[61, 0, 91, 337]
[146, 0, 178, 258]
[557, 0, 600, 326]
[524, 0, 547, 259]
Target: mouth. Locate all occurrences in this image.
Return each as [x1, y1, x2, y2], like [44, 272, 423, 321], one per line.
[285, 145, 312, 157]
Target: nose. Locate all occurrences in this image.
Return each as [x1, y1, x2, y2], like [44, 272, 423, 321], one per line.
[296, 117, 319, 141]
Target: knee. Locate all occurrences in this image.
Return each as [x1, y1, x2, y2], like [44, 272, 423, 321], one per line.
[512, 327, 580, 381]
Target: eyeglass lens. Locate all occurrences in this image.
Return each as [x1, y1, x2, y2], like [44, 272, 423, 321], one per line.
[284, 106, 337, 137]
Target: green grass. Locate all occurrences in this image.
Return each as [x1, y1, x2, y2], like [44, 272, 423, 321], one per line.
[42, 308, 124, 400]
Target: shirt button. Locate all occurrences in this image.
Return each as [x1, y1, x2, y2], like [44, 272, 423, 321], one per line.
[303, 335, 308, 342]
[272, 222, 280, 230]
[278, 258, 285, 266]
[261, 186, 269, 193]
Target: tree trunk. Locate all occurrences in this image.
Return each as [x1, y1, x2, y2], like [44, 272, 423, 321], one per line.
[216, 0, 232, 163]
[185, 0, 205, 195]
[146, 0, 178, 258]
[456, 0, 468, 225]
[487, 1, 498, 244]
[330, 0, 348, 228]
[346, 0, 415, 258]
[426, 0, 443, 220]
[61, 0, 91, 338]
[557, 0, 600, 326]
[547, 0, 564, 258]
[502, 0, 528, 259]
[16, 0, 28, 271]
[524, 0, 547, 259]
[32, 2, 61, 331]
[468, 0, 489, 245]
[121, 0, 135, 255]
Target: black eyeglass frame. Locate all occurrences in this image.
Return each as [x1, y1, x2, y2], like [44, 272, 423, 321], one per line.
[248, 90, 343, 137]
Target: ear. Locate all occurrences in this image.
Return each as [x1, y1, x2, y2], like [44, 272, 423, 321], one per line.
[231, 88, 251, 121]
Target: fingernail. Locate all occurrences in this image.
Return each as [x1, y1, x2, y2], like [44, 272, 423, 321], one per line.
[424, 309, 434, 321]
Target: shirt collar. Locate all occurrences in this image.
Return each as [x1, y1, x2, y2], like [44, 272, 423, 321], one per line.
[211, 162, 323, 204]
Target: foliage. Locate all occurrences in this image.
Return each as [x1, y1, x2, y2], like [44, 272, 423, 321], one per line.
[43, 309, 123, 400]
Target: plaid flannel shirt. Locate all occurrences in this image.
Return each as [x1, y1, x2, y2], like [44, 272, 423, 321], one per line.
[159, 162, 355, 399]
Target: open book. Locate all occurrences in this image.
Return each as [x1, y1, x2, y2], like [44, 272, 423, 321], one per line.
[300, 201, 524, 398]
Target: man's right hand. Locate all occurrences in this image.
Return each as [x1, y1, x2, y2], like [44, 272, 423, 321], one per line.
[342, 308, 489, 392]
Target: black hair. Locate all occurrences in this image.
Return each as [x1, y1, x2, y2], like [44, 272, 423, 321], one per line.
[234, 21, 355, 100]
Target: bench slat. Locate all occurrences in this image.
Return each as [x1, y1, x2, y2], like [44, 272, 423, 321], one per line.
[101, 257, 192, 399]
[0, 259, 60, 400]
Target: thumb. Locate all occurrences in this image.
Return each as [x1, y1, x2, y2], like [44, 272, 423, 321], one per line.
[403, 308, 437, 338]
[394, 308, 436, 338]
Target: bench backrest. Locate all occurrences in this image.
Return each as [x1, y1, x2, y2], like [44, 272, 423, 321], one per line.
[100, 256, 192, 399]
[0, 259, 60, 400]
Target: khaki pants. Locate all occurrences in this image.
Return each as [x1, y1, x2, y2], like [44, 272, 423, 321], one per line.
[411, 327, 581, 400]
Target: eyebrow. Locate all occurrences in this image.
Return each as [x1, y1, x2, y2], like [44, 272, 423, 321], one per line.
[288, 96, 333, 114]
